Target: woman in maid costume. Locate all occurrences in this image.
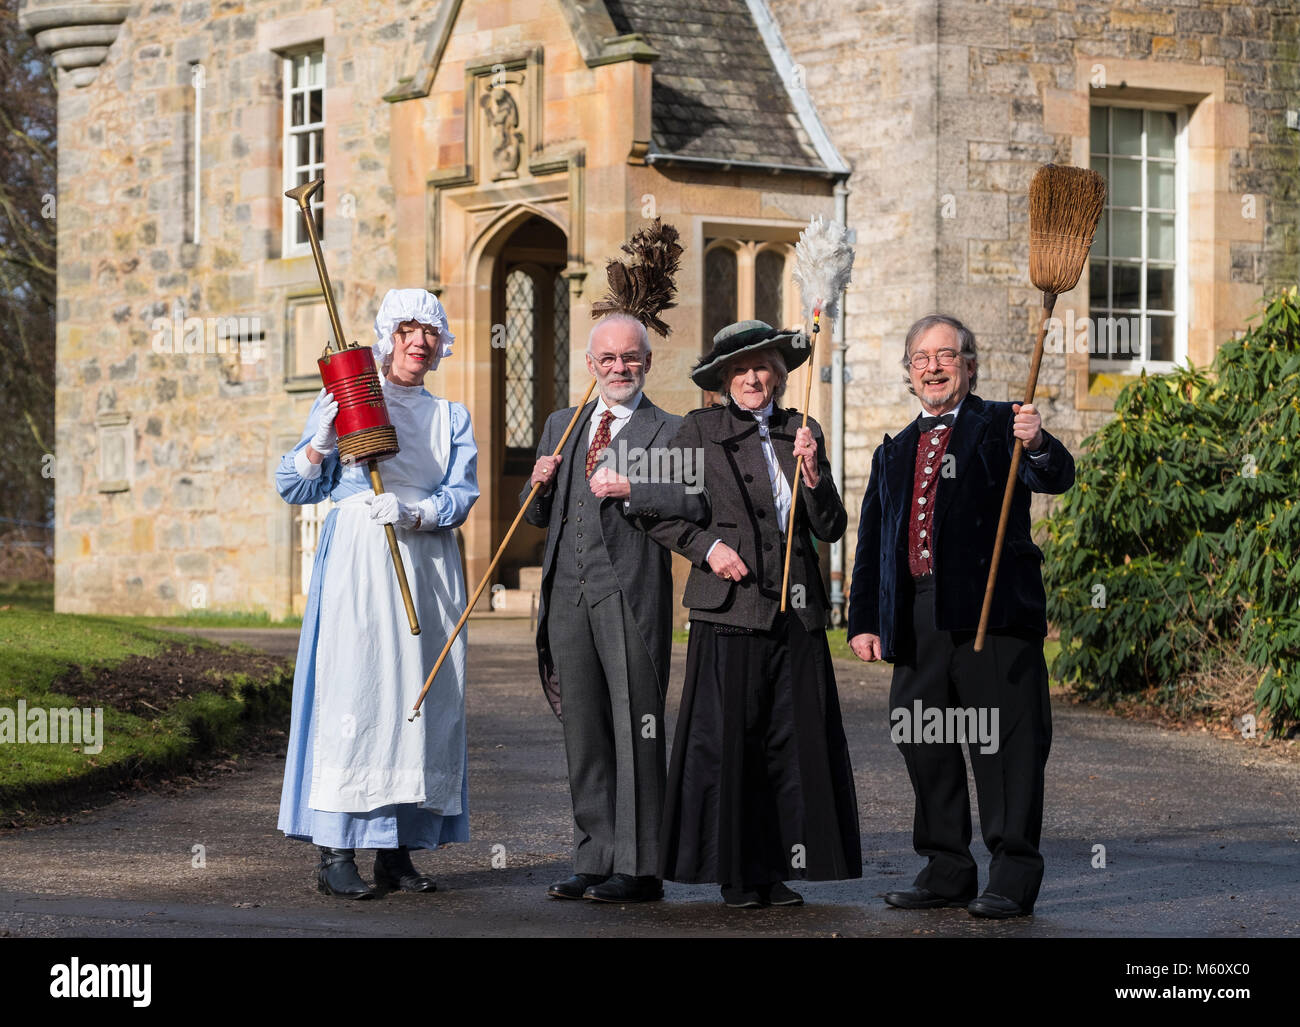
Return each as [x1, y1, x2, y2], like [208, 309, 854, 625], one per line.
[275, 288, 479, 898]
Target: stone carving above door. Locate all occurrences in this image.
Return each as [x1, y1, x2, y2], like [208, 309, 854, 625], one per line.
[480, 80, 524, 181]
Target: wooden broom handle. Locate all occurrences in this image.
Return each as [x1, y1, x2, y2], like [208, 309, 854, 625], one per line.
[781, 322, 818, 612]
[368, 460, 421, 635]
[409, 377, 598, 720]
[975, 292, 1056, 651]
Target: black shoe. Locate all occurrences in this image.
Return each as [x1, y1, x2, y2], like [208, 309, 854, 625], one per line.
[583, 874, 663, 903]
[317, 847, 375, 899]
[548, 873, 609, 900]
[967, 892, 1031, 919]
[721, 886, 765, 909]
[373, 846, 437, 893]
[760, 881, 804, 907]
[883, 886, 973, 910]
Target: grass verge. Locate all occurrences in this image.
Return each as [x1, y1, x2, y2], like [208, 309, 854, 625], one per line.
[0, 593, 293, 820]
[0, 580, 302, 629]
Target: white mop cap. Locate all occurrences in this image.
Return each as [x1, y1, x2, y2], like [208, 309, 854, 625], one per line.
[372, 288, 455, 367]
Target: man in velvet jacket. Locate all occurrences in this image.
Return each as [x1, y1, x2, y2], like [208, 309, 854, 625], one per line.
[848, 313, 1074, 919]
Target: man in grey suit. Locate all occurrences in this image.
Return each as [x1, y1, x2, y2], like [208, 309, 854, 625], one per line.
[523, 312, 706, 903]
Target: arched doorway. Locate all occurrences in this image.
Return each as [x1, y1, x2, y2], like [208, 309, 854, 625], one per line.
[491, 214, 570, 586]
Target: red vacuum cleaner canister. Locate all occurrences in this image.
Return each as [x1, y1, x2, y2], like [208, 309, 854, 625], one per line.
[318, 345, 400, 465]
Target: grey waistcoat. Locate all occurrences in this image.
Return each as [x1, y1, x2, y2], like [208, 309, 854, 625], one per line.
[551, 422, 621, 606]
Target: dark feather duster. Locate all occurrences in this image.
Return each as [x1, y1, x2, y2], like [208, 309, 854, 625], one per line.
[590, 219, 683, 337]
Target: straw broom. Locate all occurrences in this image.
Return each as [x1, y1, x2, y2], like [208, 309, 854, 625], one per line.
[973, 163, 1105, 652]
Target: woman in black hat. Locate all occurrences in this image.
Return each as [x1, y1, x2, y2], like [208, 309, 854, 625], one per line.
[649, 320, 861, 907]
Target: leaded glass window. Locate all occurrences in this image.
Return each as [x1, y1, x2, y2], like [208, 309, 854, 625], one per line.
[704, 247, 738, 346]
[553, 275, 570, 409]
[504, 269, 536, 448]
[755, 249, 785, 328]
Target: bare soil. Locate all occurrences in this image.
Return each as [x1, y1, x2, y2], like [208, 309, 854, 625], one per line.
[48, 644, 290, 720]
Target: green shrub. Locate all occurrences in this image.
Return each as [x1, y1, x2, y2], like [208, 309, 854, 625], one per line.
[1043, 288, 1300, 736]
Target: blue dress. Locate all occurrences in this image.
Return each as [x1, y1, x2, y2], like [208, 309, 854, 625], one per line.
[274, 382, 479, 850]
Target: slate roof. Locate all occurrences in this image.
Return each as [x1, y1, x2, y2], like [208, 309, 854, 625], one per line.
[604, 0, 838, 172]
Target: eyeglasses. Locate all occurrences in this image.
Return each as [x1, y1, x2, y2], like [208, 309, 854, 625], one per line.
[593, 353, 645, 371]
[907, 348, 966, 370]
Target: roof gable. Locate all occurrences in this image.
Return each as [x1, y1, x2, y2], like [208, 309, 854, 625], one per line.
[607, 0, 843, 173]
[384, 0, 845, 176]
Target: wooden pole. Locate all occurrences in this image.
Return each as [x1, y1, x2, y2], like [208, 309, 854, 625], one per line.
[368, 460, 420, 636]
[409, 378, 598, 720]
[780, 318, 818, 613]
[974, 291, 1056, 651]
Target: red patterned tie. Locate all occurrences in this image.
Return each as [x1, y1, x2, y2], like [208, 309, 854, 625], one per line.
[586, 410, 615, 478]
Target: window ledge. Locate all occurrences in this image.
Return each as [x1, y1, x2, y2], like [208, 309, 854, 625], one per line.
[264, 255, 321, 290]
[1082, 365, 1177, 407]
[1090, 361, 1178, 376]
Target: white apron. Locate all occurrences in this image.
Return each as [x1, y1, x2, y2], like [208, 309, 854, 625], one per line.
[309, 390, 468, 815]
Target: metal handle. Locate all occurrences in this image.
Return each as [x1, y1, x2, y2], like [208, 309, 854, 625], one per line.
[286, 178, 421, 636]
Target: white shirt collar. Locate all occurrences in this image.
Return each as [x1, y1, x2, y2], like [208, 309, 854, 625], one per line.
[595, 390, 643, 419]
[918, 396, 964, 425]
[727, 396, 775, 423]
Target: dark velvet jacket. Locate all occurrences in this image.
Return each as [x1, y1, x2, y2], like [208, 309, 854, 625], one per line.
[846, 393, 1074, 660]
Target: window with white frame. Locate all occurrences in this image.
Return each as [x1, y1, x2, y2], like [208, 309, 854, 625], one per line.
[283, 50, 325, 256]
[1089, 104, 1186, 368]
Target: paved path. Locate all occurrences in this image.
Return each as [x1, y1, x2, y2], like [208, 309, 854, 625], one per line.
[2, 621, 1297, 937]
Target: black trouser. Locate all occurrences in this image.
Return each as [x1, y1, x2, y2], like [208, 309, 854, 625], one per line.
[889, 575, 1052, 909]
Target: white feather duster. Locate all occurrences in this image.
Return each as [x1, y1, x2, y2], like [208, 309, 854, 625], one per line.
[792, 215, 855, 325]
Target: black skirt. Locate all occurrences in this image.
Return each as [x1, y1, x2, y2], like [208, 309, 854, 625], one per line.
[659, 614, 862, 887]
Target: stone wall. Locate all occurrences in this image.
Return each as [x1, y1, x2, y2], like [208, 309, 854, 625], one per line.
[770, 0, 1299, 522]
[765, 0, 942, 506]
[48, 0, 439, 615]
[40, 0, 1299, 617]
[42, 0, 841, 617]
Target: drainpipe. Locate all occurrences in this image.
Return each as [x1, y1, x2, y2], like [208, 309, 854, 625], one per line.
[830, 180, 849, 626]
[193, 63, 202, 245]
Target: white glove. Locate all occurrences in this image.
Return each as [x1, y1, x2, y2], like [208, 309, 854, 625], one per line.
[366, 492, 421, 529]
[310, 391, 339, 455]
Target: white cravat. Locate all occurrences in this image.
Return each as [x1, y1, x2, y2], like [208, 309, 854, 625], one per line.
[703, 401, 793, 565]
[755, 401, 792, 531]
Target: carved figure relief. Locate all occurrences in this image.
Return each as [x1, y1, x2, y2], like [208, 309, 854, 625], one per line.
[480, 85, 523, 180]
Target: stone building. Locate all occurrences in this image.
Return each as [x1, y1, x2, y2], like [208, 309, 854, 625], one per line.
[768, 0, 1300, 497]
[23, 0, 1299, 623]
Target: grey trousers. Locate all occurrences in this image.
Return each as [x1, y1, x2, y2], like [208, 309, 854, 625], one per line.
[548, 590, 666, 877]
